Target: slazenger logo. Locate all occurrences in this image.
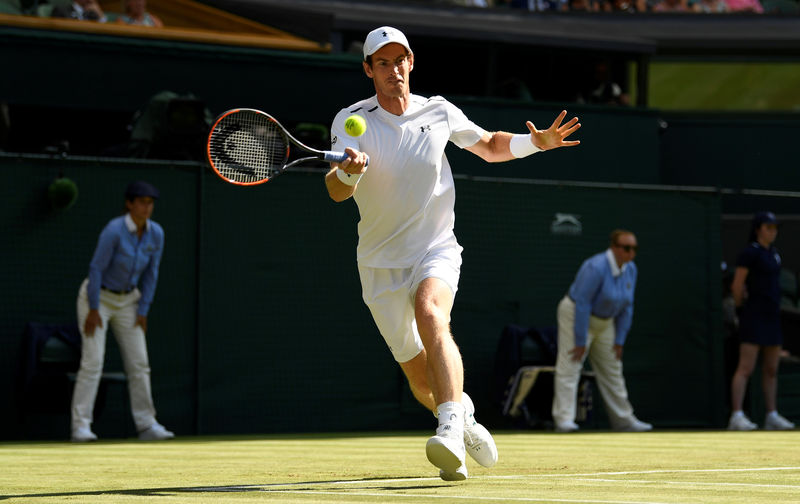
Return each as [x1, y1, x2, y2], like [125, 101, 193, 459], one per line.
[551, 213, 582, 236]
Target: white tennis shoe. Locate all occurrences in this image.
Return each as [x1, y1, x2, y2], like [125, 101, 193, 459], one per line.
[138, 422, 175, 441]
[71, 427, 98, 442]
[426, 424, 465, 474]
[765, 412, 795, 430]
[728, 412, 757, 431]
[555, 420, 579, 433]
[439, 463, 468, 481]
[463, 420, 498, 468]
[615, 417, 653, 432]
[461, 393, 498, 468]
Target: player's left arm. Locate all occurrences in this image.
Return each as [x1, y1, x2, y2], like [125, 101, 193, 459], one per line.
[466, 110, 581, 163]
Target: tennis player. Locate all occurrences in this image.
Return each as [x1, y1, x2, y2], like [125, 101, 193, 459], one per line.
[325, 26, 581, 480]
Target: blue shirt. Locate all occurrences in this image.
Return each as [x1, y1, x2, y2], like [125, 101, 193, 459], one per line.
[87, 214, 164, 316]
[567, 249, 637, 347]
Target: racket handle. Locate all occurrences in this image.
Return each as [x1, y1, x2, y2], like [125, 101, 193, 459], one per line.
[323, 151, 370, 167]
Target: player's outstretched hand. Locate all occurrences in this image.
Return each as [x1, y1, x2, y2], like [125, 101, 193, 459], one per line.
[527, 110, 581, 151]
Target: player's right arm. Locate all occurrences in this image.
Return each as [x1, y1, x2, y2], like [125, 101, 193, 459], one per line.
[325, 147, 368, 202]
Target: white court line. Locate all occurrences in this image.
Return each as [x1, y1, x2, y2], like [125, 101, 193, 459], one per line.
[574, 478, 800, 490]
[262, 489, 691, 504]
[481, 466, 800, 479]
[191, 466, 800, 501]
[209, 466, 800, 490]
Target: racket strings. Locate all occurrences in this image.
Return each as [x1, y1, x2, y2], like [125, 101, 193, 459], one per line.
[209, 111, 289, 183]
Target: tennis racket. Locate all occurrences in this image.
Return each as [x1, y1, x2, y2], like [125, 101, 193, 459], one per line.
[206, 108, 365, 186]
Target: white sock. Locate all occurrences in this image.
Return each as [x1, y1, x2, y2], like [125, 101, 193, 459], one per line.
[436, 401, 465, 436]
[766, 411, 779, 419]
[731, 410, 744, 418]
[431, 394, 474, 419]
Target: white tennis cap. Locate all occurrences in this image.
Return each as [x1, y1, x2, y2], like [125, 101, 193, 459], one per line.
[363, 26, 412, 61]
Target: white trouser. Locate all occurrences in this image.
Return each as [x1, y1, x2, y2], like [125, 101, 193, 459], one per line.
[71, 279, 157, 433]
[552, 296, 635, 428]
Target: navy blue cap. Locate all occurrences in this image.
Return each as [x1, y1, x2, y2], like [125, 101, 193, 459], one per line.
[125, 181, 160, 200]
[753, 211, 777, 226]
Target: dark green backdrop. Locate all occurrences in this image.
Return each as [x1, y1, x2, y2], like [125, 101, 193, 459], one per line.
[2, 26, 798, 440]
[2, 153, 724, 440]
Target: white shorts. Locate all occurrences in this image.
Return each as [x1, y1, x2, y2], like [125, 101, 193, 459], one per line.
[358, 239, 463, 363]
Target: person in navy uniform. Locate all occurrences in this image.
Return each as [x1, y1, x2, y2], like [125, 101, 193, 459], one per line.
[728, 211, 795, 431]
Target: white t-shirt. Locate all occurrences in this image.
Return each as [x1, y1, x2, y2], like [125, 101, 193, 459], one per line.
[331, 94, 486, 268]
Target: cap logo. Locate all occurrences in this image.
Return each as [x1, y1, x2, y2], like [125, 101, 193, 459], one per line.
[382, 31, 388, 37]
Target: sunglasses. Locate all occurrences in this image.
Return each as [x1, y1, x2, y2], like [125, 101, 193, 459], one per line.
[616, 244, 638, 252]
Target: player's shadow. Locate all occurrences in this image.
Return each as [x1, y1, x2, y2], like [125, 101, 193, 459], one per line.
[0, 476, 454, 500]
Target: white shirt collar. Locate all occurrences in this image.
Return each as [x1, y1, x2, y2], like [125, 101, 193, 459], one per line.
[125, 213, 149, 233]
[605, 248, 625, 277]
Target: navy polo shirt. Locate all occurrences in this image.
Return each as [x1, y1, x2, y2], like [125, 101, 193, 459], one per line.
[737, 242, 781, 316]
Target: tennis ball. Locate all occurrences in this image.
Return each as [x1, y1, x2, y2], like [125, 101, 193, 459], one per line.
[47, 177, 78, 211]
[344, 114, 367, 137]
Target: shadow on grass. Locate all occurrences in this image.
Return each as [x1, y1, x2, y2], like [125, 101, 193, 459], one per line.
[0, 476, 454, 500]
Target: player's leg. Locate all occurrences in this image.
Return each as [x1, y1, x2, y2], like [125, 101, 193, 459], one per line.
[414, 277, 466, 473]
[729, 342, 759, 430]
[71, 279, 110, 441]
[552, 296, 584, 432]
[399, 355, 497, 470]
[414, 277, 462, 405]
[360, 266, 463, 478]
[398, 349, 436, 411]
[360, 258, 487, 480]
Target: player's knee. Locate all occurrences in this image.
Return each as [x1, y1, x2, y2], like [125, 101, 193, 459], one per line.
[416, 305, 450, 333]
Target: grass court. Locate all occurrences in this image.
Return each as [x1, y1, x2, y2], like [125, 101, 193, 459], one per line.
[2, 430, 800, 503]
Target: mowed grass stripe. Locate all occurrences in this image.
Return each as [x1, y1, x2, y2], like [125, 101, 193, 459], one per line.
[1, 431, 799, 503]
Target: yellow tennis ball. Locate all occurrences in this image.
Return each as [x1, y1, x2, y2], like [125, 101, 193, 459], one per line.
[344, 114, 367, 137]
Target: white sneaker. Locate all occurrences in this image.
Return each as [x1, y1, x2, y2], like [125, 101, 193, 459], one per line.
[439, 463, 468, 481]
[138, 423, 175, 441]
[463, 421, 498, 468]
[728, 412, 757, 431]
[426, 425, 465, 474]
[555, 420, 579, 433]
[461, 392, 498, 468]
[765, 412, 796, 431]
[616, 417, 653, 432]
[71, 427, 98, 442]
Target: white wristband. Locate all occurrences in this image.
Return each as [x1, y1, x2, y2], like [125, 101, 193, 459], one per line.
[509, 134, 542, 158]
[336, 168, 363, 186]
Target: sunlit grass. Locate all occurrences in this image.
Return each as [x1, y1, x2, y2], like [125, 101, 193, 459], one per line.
[2, 431, 799, 503]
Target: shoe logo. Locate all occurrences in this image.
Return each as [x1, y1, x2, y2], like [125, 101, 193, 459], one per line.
[442, 425, 451, 431]
[450, 413, 457, 421]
